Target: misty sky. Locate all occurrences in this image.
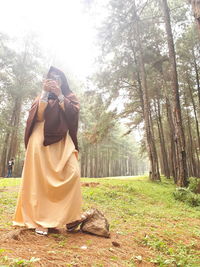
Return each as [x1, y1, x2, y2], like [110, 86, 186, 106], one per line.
[0, 0, 104, 79]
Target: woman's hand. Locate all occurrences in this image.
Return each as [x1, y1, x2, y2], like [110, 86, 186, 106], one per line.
[49, 81, 62, 96]
[43, 80, 62, 96]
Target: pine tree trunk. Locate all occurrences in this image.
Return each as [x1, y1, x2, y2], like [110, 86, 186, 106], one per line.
[184, 94, 196, 177]
[165, 97, 177, 183]
[189, 0, 200, 37]
[133, 1, 160, 181]
[85, 149, 88, 177]
[7, 97, 22, 161]
[192, 47, 200, 107]
[0, 133, 10, 177]
[187, 76, 200, 150]
[161, 0, 188, 186]
[195, 147, 200, 176]
[154, 99, 170, 178]
[0, 97, 22, 177]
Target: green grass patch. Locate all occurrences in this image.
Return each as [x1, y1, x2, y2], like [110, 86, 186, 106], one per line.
[0, 255, 40, 266]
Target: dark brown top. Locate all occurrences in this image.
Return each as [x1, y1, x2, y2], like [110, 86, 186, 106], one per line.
[24, 93, 80, 150]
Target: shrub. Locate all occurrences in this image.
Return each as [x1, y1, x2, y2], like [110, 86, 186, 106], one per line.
[173, 187, 200, 207]
[188, 177, 200, 193]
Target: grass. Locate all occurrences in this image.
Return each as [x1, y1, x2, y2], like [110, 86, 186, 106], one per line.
[0, 176, 200, 266]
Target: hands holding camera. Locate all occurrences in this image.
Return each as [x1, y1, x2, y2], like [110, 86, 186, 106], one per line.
[43, 79, 62, 97]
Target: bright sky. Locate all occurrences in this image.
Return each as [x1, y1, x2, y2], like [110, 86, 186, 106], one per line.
[0, 0, 102, 80]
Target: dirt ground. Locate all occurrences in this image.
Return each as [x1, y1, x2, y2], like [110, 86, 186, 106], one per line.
[0, 227, 154, 266]
[1, 179, 200, 266]
[0, 181, 154, 266]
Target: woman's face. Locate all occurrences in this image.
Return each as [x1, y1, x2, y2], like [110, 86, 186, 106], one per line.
[49, 71, 62, 87]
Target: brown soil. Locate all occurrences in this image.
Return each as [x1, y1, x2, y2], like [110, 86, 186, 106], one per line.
[0, 227, 154, 266]
[81, 182, 100, 188]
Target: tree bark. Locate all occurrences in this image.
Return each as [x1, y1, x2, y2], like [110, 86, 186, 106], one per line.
[189, 0, 200, 37]
[184, 93, 197, 177]
[133, 1, 160, 181]
[187, 75, 200, 150]
[192, 47, 200, 107]
[7, 97, 22, 163]
[154, 99, 170, 178]
[161, 0, 188, 186]
[165, 97, 177, 183]
[0, 133, 10, 177]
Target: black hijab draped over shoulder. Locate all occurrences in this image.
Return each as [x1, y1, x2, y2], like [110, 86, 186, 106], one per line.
[24, 66, 79, 151]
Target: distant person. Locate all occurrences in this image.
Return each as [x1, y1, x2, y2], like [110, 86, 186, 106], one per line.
[13, 66, 83, 235]
[7, 158, 14, 178]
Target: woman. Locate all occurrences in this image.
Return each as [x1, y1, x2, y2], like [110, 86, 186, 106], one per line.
[13, 66, 83, 235]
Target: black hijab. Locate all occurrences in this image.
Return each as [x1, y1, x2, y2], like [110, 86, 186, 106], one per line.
[46, 66, 72, 97]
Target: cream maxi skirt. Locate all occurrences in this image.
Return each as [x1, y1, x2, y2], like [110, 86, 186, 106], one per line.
[13, 120, 82, 229]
